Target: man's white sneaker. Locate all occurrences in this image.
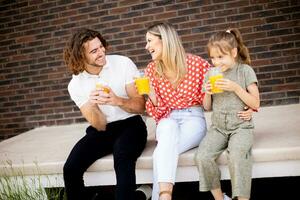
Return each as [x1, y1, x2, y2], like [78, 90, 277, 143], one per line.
[136, 184, 152, 200]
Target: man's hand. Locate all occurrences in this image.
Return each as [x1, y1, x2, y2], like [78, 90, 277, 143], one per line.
[80, 90, 107, 131]
[89, 89, 103, 104]
[92, 87, 123, 106]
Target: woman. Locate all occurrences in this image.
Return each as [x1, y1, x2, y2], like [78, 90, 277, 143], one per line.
[144, 22, 209, 200]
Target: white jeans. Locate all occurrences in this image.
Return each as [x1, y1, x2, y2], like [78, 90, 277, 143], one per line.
[152, 107, 207, 200]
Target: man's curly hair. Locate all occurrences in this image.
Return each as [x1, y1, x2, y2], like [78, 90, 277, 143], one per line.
[63, 28, 108, 75]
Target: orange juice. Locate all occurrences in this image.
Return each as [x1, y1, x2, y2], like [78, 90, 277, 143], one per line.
[135, 77, 150, 95]
[96, 82, 110, 93]
[209, 74, 223, 93]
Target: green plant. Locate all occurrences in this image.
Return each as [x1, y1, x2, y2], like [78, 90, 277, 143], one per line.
[0, 161, 65, 200]
[0, 175, 66, 200]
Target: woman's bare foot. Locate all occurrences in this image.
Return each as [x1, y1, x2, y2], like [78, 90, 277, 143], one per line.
[159, 190, 172, 200]
[159, 182, 173, 200]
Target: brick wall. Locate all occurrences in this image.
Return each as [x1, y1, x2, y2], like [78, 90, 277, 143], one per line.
[0, 0, 299, 139]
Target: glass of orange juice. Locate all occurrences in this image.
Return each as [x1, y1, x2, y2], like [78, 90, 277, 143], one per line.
[134, 71, 150, 95]
[208, 67, 223, 94]
[96, 80, 110, 94]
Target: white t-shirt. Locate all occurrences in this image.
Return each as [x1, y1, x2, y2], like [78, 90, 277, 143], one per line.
[68, 55, 140, 123]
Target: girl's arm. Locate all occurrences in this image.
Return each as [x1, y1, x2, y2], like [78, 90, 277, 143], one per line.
[235, 83, 260, 110]
[203, 93, 212, 111]
[202, 80, 213, 111]
[217, 79, 260, 110]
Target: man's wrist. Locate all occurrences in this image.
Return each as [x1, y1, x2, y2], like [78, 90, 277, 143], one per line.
[146, 94, 157, 106]
[87, 99, 98, 107]
[116, 96, 125, 107]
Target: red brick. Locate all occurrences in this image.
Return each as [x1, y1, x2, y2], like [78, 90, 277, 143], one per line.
[0, 0, 299, 139]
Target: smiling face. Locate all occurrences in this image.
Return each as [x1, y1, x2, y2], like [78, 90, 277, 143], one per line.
[145, 32, 163, 61]
[83, 37, 107, 74]
[209, 46, 237, 72]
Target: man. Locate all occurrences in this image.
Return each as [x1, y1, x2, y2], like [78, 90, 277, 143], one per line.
[63, 28, 148, 200]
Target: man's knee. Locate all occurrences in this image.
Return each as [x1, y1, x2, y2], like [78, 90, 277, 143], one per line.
[63, 159, 83, 179]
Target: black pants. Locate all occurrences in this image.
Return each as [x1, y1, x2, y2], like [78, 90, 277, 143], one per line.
[63, 115, 147, 200]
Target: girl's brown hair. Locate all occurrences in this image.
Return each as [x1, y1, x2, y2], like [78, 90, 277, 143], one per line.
[63, 28, 108, 75]
[207, 28, 251, 65]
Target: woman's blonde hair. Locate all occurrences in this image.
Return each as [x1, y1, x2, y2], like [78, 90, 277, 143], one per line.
[147, 22, 187, 85]
[207, 28, 251, 65]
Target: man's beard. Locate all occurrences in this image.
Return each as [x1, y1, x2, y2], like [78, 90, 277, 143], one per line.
[87, 57, 105, 68]
[89, 62, 102, 68]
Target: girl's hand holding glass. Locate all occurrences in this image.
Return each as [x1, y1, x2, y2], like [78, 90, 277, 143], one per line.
[204, 80, 213, 95]
[215, 78, 239, 92]
[208, 67, 223, 93]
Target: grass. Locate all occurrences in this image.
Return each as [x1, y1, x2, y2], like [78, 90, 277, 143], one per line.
[0, 161, 66, 200]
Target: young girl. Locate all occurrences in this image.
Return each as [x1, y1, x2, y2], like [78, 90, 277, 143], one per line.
[194, 28, 260, 200]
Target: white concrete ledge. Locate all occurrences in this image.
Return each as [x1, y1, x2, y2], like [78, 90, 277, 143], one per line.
[0, 104, 299, 187]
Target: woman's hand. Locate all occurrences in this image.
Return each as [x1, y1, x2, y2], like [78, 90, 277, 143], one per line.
[147, 83, 157, 105]
[237, 106, 253, 121]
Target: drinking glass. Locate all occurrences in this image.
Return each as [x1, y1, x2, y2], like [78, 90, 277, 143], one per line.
[208, 67, 223, 94]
